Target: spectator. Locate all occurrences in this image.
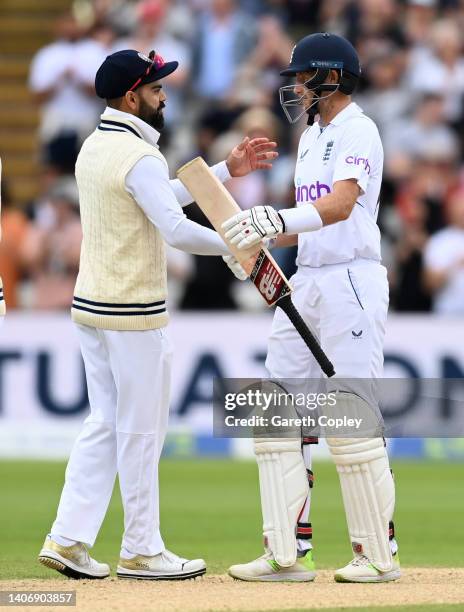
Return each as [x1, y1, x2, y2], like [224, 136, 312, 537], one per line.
[29, 13, 106, 149]
[391, 197, 432, 311]
[21, 178, 82, 310]
[318, 0, 354, 37]
[0, 181, 30, 309]
[384, 93, 460, 182]
[403, 0, 437, 47]
[191, 0, 257, 102]
[17, 0, 464, 312]
[354, 42, 410, 137]
[423, 188, 464, 314]
[232, 14, 294, 108]
[75, 22, 116, 95]
[337, 0, 406, 57]
[406, 19, 464, 122]
[112, 0, 191, 125]
[92, 0, 138, 37]
[394, 149, 458, 236]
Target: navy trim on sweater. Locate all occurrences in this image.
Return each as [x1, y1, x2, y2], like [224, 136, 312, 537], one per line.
[72, 304, 166, 317]
[73, 296, 165, 309]
[100, 119, 141, 138]
[72, 295, 166, 317]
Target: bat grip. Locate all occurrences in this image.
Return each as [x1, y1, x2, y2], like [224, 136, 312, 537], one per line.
[277, 294, 335, 378]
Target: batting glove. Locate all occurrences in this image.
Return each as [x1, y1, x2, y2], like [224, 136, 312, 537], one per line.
[222, 254, 248, 280]
[222, 206, 285, 250]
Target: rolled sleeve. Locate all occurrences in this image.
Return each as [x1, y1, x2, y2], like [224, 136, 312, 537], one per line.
[332, 121, 378, 194]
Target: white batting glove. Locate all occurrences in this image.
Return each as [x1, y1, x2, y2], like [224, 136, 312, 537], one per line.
[222, 254, 248, 280]
[222, 206, 285, 250]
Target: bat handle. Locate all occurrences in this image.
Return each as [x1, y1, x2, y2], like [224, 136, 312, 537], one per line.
[277, 294, 335, 378]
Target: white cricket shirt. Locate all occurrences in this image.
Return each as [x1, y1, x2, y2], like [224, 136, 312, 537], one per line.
[294, 102, 384, 267]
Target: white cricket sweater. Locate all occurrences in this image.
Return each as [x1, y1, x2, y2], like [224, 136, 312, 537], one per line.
[72, 115, 168, 330]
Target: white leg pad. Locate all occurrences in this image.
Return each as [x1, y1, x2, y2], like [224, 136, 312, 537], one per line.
[327, 437, 395, 572]
[254, 438, 309, 567]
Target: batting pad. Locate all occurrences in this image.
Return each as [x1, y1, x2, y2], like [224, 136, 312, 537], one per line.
[254, 438, 309, 567]
[327, 436, 395, 572]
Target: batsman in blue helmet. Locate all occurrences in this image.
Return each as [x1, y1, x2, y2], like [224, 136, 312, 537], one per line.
[224, 33, 400, 584]
[279, 32, 361, 125]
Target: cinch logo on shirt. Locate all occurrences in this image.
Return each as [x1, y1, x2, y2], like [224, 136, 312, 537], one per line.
[345, 156, 371, 174]
[295, 181, 331, 203]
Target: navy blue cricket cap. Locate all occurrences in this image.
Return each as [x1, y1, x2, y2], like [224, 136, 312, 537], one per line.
[95, 49, 178, 99]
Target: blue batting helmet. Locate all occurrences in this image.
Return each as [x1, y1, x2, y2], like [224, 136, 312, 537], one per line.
[280, 32, 361, 95]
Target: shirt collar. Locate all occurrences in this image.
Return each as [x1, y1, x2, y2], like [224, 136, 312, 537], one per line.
[101, 107, 160, 146]
[329, 102, 364, 126]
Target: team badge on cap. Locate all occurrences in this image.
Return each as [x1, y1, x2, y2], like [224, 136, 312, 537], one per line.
[138, 52, 152, 63]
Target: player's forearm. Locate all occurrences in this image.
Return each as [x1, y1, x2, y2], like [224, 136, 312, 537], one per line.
[141, 194, 230, 256]
[170, 161, 231, 207]
[126, 158, 229, 256]
[272, 178, 360, 236]
[274, 233, 298, 247]
[223, 186, 359, 251]
[313, 193, 353, 225]
[313, 181, 359, 225]
[164, 217, 229, 256]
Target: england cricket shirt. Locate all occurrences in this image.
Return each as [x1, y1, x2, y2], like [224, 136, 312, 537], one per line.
[294, 102, 384, 268]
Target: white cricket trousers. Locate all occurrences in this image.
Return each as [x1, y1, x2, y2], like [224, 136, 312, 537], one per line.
[51, 324, 172, 556]
[265, 259, 391, 550]
[266, 259, 389, 384]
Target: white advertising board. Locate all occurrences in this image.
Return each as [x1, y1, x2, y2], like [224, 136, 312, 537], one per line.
[0, 313, 463, 458]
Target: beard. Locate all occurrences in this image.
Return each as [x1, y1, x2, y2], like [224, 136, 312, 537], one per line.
[139, 98, 165, 131]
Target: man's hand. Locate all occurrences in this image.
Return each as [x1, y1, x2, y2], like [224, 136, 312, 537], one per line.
[222, 254, 248, 280]
[226, 137, 278, 177]
[222, 206, 284, 250]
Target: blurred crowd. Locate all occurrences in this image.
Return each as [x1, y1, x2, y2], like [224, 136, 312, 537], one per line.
[1, 0, 464, 314]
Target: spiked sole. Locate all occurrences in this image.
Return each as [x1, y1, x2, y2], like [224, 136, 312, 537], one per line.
[228, 571, 316, 582]
[334, 569, 401, 583]
[116, 567, 206, 581]
[38, 554, 109, 580]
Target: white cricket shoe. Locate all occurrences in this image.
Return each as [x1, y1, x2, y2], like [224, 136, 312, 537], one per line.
[334, 552, 401, 583]
[228, 549, 316, 582]
[38, 537, 110, 579]
[117, 549, 206, 580]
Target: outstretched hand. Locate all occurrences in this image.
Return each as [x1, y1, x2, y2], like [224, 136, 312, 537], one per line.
[226, 137, 278, 177]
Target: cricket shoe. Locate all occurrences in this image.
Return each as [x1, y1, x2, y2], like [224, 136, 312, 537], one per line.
[38, 537, 110, 579]
[117, 549, 206, 580]
[334, 552, 401, 583]
[228, 549, 316, 582]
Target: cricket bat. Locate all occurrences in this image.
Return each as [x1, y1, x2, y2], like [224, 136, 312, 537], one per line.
[177, 157, 335, 377]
